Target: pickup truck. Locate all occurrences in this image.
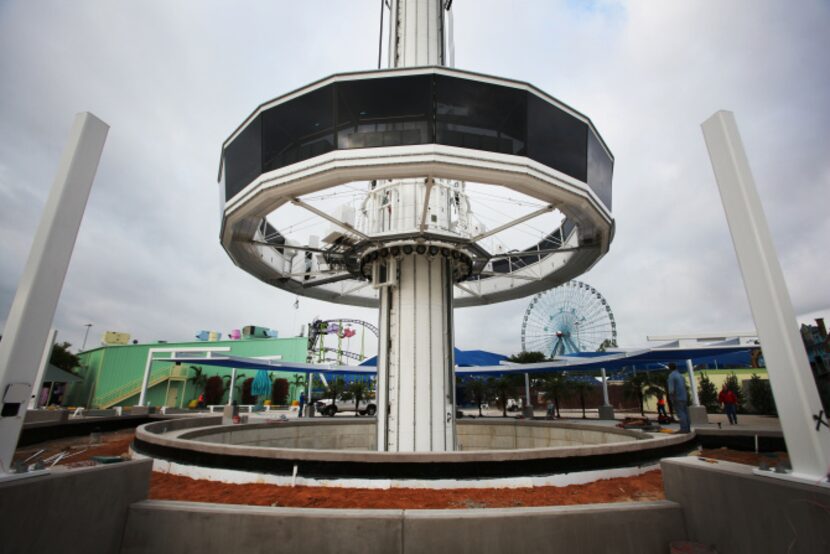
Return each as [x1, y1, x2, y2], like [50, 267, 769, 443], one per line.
[315, 397, 377, 417]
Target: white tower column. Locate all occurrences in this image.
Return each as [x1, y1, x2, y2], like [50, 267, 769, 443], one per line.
[388, 0, 445, 68]
[376, 0, 456, 452]
[380, 254, 455, 451]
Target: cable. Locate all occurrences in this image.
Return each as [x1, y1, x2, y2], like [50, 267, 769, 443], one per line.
[377, 0, 385, 69]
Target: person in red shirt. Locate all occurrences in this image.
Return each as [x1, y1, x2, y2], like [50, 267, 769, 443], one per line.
[718, 384, 738, 425]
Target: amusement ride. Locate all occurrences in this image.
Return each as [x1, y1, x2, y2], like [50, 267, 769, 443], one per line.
[521, 280, 617, 357]
[217, 0, 614, 451]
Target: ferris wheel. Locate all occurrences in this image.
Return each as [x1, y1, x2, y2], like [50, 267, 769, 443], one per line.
[521, 280, 617, 357]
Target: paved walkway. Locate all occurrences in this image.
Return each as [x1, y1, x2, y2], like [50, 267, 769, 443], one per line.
[458, 407, 782, 434]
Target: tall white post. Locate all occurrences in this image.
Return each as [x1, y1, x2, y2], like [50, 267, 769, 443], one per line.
[29, 329, 58, 410]
[524, 373, 531, 408]
[0, 113, 108, 474]
[686, 359, 700, 407]
[601, 368, 611, 406]
[228, 369, 237, 405]
[703, 110, 830, 482]
[138, 353, 155, 407]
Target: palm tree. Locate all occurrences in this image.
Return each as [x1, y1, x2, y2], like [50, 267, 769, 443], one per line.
[347, 379, 370, 416]
[325, 377, 346, 405]
[538, 373, 571, 418]
[290, 374, 306, 402]
[622, 371, 664, 415]
[187, 366, 207, 389]
[465, 378, 489, 416]
[569, 377, 597, 419]
[487, 376, 515, 417]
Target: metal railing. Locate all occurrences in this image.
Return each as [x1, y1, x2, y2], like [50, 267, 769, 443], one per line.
[96, 364, 188, 409]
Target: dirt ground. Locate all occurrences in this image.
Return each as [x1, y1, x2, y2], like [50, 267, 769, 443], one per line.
[699, 447, 789, 467]
[13, 428, 135, 468]
[14, 429, 788, 509]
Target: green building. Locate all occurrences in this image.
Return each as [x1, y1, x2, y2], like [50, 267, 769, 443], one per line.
[64, 337, 308, 409]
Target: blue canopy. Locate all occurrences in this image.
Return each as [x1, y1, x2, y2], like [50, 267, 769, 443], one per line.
[360, 348, 507, 367]
[161, 341, 757, 378]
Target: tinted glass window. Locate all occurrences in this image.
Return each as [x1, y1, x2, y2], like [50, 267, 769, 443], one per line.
[224, 115, 261, 201]
[262, 85, 334, 173]
[587, 129, 613, 211]
[526, 94, 587, 183]
[336, 75, 432, 149]
[435, 76, 527, 156]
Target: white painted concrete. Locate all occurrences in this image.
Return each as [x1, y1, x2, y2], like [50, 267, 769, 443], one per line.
[134, 449, 658, 490]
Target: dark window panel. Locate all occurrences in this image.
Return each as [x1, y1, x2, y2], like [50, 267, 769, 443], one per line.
[335, 75, 432, 150]
[261, 85, 335, 173]
[435, 75, 526, 156]
[526, 94, 587, 183]
[587, 128, 613, 211]
[224, 115, 262, 201]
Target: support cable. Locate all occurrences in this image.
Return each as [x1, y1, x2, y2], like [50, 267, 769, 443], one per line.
[378, 0, 385, 69]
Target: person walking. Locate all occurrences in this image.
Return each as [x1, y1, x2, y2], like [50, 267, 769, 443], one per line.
[718, 384, 738, 425]
[667, 363, 691, 433]
[656, 394, 668, 418]
[298, 391, 306, 418]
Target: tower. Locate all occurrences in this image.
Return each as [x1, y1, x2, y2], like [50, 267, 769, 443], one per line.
[217, 0, 614, 451]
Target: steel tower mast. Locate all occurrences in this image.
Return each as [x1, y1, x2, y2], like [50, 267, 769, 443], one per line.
[377, 0, 455, 451]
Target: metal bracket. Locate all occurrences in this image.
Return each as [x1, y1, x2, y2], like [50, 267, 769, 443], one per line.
[814, 410, 829, 431]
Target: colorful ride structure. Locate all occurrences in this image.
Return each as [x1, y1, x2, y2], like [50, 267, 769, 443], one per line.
[307, 318, 379, 364]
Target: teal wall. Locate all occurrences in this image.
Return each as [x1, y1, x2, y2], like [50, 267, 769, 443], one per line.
[64, 337, 308, 408]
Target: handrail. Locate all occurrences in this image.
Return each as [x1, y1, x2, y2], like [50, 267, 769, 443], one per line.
[97, 364, 188, 408]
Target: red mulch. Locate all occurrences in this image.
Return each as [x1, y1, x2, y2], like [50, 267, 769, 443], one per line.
[699, 447, 789, 466]
[15, 429, 787, 509]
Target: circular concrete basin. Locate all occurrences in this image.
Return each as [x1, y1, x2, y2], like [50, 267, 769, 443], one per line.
[133, 417, 695, 482]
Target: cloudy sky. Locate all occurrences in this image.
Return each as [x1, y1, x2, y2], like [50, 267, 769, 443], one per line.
[1, 0, 828, 357]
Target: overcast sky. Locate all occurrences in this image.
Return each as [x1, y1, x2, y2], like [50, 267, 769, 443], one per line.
[1, 0, 828, 357]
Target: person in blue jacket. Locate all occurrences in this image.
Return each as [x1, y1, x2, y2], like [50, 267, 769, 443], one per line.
[298, 391, 306, 418]
[667, 363, 691, 433]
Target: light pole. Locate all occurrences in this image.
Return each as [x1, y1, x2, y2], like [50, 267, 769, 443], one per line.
[81, 323, 92, 351]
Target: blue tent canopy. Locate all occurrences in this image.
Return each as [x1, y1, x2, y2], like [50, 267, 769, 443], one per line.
[161, 342, 757, 379]
[360, 348, 507, 367]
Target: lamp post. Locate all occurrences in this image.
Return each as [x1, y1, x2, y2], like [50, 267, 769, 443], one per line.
[81, 323, 93, 352]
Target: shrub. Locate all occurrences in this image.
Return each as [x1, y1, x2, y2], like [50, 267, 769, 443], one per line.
[204, 376, 224, 405]
[271, 378, 289, 405]
[697, 372, 719, 412]
[241, 377, 255, 404]
[748, 374, 777, 415]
